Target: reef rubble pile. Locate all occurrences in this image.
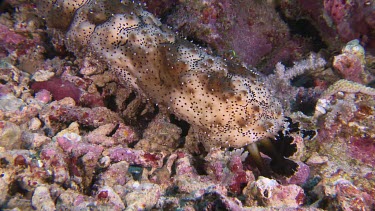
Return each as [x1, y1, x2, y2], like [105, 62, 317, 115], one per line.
[0, 0, 375, 210]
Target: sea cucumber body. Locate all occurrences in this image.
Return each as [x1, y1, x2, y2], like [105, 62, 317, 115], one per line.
[37, 0, 284, 149]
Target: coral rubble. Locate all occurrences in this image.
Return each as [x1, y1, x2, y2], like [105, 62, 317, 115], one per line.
[0, 0, 374, 210]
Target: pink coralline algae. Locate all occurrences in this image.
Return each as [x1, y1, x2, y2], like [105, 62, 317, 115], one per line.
[110, 123, 139, 145]
[323, 0, 375, 47]
[95, 186, 126, 210]
[106, 147, 164, 168]
[40, 144, 70, 184]
[57, 136, 103, 158]
[84, 123, 138, 147]
[39, 99, 123, 134]
[0, 23, 41, 58]
[34, 89, 52, 103]
[227, 156, 249, 194]
[205, 149, 252, 194]
[96, 161, 129, 187]
[280, 161, 310, 186]
[348, 137, 375, 166]
[172, 152, 228, 198]
[31, 76, 106, 107]
[310, 81, 375, 209]
[316, 91, 375, 167]
[333, 52, 366, 83]
[333, 180, 374, 211]
[312, 179, 375, 210]
[42, 133, 105, 190]
[31, 77, 82, 104]
[332, 39, 372, 84]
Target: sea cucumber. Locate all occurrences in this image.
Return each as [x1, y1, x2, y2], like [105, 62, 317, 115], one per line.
[36, 0, 284, 150]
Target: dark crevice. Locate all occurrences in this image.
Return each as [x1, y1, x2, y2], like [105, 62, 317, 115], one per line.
[192, 156, 207, 175]
[275, 6, 327, 52]
[137, 104, 159, 130]
[291, 74, 315, 88]
[194, 192, 230, 211]
[169, 114, 190, 137]
[302, 176, 322, 205]
[291, 98, 318, 116]
[123, 91, 137, 108]
[40, 31, 71, 59]
[156, 5, 178, 23]
[0, 1, 14, 15]
[170, 157, 177, 177]
[0, 79, 7, 84]
[0, 157, 9, 168]
[79, 125, 97, 133]
[124, 103, 159, 142]
[41, 35, 59, 59]
[97, 86, 104, 95]
[107, 123, 120, 136]
[104, 95, 118, 112]
[290, 75, 321, 115]
[7, 180, 29, 197]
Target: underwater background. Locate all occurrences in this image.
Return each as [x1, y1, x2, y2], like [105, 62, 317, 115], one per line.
[0, 0, 374, 210]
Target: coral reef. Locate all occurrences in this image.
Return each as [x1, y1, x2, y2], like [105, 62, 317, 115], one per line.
[305, 80, 375, 209]
[0, 0, 374, 210]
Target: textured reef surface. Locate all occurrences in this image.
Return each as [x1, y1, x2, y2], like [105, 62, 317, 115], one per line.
[0, 0, 375, 210]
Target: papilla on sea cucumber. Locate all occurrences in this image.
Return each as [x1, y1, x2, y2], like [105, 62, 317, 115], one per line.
[35, 0, 286, 168]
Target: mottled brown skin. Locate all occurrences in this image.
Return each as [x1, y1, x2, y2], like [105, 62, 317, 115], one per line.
[37, 0, 284, 150]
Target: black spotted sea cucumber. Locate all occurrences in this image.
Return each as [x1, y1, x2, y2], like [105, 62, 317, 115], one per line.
[36, 0, 285, 151]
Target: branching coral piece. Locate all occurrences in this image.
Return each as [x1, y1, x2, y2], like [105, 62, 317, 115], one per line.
[321, 79, 375, 99]
[264, 53, 326, 112]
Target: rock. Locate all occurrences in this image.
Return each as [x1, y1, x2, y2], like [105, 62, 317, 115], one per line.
[0, 121, 22, 150]
[31, 186, 56, 211]
[244, 176, 305, 208]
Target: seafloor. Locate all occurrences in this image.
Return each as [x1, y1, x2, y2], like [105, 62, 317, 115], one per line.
[0, 0, 375, 210]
